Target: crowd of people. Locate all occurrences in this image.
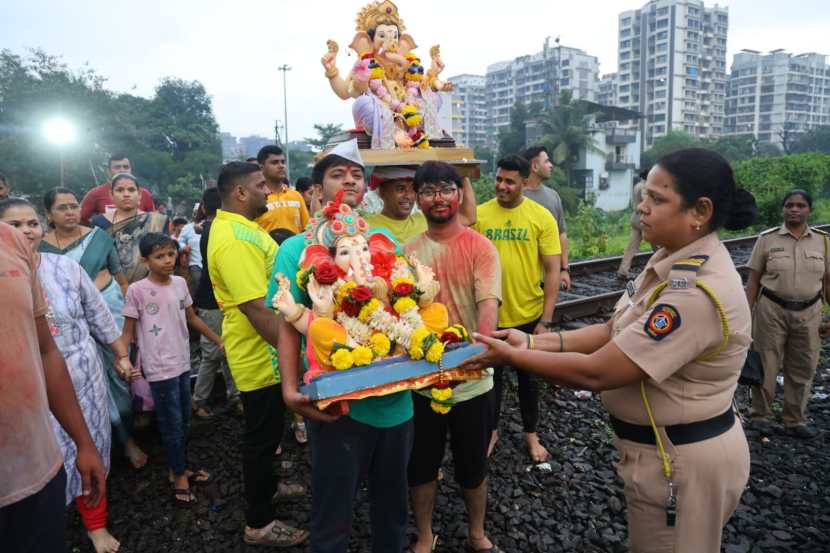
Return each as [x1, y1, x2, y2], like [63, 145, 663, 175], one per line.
[1, 140, 828, 553]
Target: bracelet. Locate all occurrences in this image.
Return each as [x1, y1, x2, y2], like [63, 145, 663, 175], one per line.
[324, 67, 339, 79]
[284, 306, 306, 324]
[561, 267, 569, 272]
[556, 330, 565, 353]
[526, 332, 535, 350]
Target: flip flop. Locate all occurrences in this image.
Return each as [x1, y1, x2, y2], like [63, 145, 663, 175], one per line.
[464, 540, 504, 553]
[243, 520, 308, 547]
[172, 488, 196, 504]
[188, 469, 210, 484]
[272, 482, 306, 503]
[293, 421, 308, 444]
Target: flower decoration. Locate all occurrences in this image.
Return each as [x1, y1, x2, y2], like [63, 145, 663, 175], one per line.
[331, 347, 355, 370]
[370, 333, 392, 357]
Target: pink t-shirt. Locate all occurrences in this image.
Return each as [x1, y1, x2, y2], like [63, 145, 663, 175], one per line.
[123, 276, 192, 382]
[0, 223, 63, 507]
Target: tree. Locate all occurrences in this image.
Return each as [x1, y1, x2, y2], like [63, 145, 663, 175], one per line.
[537, 90, 600, 186]
[791, 126, 830, 155]
[497, 101, 538, 158]
[639, 131, 701, 170]
[305, 123, 344, 150]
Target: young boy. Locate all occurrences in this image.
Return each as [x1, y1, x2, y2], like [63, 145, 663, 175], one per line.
[122, 233, 223, 504]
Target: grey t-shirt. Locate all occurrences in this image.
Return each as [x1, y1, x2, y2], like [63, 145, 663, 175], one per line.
[523, 185, 567, 233]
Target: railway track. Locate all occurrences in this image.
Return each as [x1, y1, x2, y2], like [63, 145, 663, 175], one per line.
[553, 224, 830, 323]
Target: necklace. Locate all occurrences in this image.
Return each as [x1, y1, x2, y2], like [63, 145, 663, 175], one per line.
[53, 227, 83, 251]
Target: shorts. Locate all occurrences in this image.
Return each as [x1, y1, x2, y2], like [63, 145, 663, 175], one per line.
[407, 390, 490, 490]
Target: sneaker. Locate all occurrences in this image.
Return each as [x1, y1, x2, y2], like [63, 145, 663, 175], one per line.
[785, 425, 818, 439]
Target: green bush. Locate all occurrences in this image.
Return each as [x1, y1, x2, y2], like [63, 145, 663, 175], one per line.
[733, 153, 830, 227]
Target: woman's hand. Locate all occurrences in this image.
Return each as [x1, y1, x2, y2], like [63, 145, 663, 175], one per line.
[116, 356, 137, 382]
[460, 331, 524, 372]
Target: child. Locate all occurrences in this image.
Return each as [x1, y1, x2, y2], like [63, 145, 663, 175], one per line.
[122, 233, 223, 504]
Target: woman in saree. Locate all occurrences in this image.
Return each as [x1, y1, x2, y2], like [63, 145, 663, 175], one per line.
[39, 187, 148, 469]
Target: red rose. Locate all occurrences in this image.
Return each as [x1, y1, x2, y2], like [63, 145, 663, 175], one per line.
[315, 261, 339, 285]
[441, 331, 461, 344]
[350, 286, 373, 303]
[394, 282, 415, 297]
[341, 299, 361, 318]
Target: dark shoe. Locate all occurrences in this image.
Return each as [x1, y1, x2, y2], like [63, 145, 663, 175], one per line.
[750, 417, 773, 435]
[785, 425, 818, 439]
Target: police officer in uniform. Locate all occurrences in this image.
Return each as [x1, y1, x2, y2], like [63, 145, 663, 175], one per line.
[462, 148, 757, 553]
[745, 189, 829, 439]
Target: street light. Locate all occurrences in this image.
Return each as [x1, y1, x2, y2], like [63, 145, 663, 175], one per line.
[277, 64, 292, 180]
[43, 117, 77, 186]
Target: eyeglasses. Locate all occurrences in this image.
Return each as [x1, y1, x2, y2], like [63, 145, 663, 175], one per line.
[53, 203, 80, 212]
[418, 184, 458, 200]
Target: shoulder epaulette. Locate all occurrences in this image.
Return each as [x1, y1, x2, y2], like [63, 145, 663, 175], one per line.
[811, 226, 828, 236]
[760, 226, 780, 236]
[671, 254, 709, 273]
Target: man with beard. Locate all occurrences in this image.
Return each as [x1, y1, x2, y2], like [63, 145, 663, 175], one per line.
[208, 161, 308, 547]
[255, 145, 310, 234]
[364, 166, 477, 245]
[80, 154, 155, 224]
[265, 140, 414, 553]
[404, 161, 503, 553]
[475, 155, 561, 463]
[521, 146, 570, 289]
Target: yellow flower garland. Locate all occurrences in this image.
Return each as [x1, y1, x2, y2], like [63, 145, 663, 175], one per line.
[393, 297, 417, 314]
[425, 341, 444, 363]
[352, 345, 374, 366]
[370, 333, 391, 357]
[430, 401, 451, 415]
[331, 348, 355, 370]
[358, 298, 382, 322]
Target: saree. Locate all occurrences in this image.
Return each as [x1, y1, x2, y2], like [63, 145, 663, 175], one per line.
[39, 227, 136, 441]
[93, 211, 169, 283]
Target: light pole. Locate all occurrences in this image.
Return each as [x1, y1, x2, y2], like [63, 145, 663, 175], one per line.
[43, 117, 77, 186]
[277, 64, 291, 180]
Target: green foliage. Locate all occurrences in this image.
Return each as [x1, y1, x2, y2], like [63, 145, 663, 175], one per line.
[472, 176, 496, 205]
[639, 131, 700, 169]
[167, 174, 203, 213]
[557, 185, 581, 216]
[497, 102, 532, 158]
[732, 152, 830, 227]
[472, 145, 497, 177]
[569, 199, 632, 259]
[640, 132, 782, 170]
[0, 49, 222, 199]
[791, 126, 830, 155]
[536, 90, 600, 187]
[304, 123, 343, 151]
[288, 149, 315, 181]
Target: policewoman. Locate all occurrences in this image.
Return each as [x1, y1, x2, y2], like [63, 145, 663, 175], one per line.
[744, 189, 829, 439]
[462, 148, 758, 552]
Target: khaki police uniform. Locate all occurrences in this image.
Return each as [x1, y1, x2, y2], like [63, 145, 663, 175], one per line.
[602, 232, 752, 553]
[618, 181, 645, 277]
[747, 225, 829, 427]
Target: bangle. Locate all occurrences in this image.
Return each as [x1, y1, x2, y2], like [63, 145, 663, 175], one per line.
[561, 267, 569, 272]
[556, 330, 564, 353]
[284, 306, 306, 324]
[526, 333, 535, 350]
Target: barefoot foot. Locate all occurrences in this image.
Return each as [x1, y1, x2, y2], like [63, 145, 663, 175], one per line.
[88, 528, 120, 553]
[487, 430, 498, 458]
[125, 438, 147, 469]
[525, 432, 550, 463]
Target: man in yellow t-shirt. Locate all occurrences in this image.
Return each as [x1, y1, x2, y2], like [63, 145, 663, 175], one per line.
[208, 161, 308, 547]
[364, 165, 478, 245]
[474, 154, 561, 464]
[254, 145, 309, 234]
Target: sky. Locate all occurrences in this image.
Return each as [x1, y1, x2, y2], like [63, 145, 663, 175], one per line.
[3, 0, 828, 143]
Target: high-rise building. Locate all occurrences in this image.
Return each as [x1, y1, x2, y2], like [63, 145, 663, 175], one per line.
[446, 74, 488, 148]
[598, 73, 619, 107]
[617, 0, 729, 148]
[238, 135, 274, 159]
[219, 132, 242, 161]
[725, 50, 830, 148]
[486, 42, 600, 147]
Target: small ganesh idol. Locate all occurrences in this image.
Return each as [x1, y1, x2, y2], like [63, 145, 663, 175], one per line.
[321, 0, 454, 150]
[272, 192, 476, 413]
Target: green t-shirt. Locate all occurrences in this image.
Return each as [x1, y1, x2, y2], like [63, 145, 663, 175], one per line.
[363, 212, 427, 246]
[266, 232, 412, 428]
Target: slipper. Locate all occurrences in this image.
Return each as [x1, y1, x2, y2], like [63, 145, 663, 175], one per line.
[272, 482, 306, 503]
[243, 520, 308, 547]
[193, 405, 214, 419]
[172, 488, 196, 504]
[188, 469, 210, 484]
[464, 541, 504, 553]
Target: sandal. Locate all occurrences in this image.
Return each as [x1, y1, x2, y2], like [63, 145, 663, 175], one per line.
[464, 539, 504, 553]
[243, 519, 309, 547]
[272, 482, 306, 503]
[172, 488, 196, 504]
[293, 421, 308, 444]
[188, 469, 210, 484]
[193, 405, 214, 419]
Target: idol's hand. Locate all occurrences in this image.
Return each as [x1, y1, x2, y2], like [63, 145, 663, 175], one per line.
[307, 275, 334, 316]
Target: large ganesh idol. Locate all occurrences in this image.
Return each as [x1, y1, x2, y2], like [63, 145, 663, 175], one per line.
[272, 192, 481, 413]
[321, 0, 453, 150]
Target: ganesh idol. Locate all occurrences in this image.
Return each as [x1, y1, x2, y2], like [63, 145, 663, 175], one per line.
[272, 192, 478, 413]
[321, 0, 454, 150]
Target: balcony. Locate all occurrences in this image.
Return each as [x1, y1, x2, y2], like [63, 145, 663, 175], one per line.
[605, 129, 638, 144]
[606, 154, 637, 171]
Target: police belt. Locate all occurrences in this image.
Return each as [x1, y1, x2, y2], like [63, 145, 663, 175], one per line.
[761, 288, 822, 311]
[610, 409, 735, 446]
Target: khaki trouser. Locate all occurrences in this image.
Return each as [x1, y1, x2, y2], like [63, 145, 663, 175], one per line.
[618, 221, 642, 276]
[750, 296, 821, 426]
[613, 419, 749, 553]
[192, 308, 239, 404]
